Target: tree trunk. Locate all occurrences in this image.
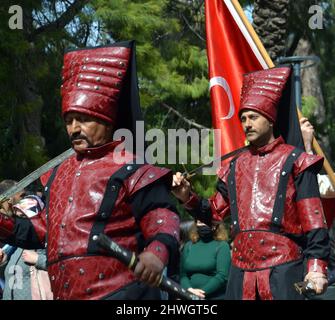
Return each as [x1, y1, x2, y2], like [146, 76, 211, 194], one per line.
[294, 38, 331, 158]
[252, 0, 290, 61]
[294, 39, 325, 123]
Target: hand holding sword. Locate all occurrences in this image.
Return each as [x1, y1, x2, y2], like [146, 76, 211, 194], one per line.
[171, 171, 192, 204]
[97, 233, 202, 300]
[295, 270, 334, 296]
[303, 272, 328, 294]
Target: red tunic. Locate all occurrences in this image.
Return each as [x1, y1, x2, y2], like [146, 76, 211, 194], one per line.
[0, 140, 179, 299]
[185, 137, 328, 300]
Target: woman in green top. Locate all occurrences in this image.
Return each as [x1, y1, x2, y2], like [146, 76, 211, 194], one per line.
[180, 220, 231, 299]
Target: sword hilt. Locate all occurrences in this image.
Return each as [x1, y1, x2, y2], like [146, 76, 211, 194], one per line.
[181, 162, 196, 181]
[294, 271, 335, 296]
[97, 233, 202, 300]
[294, 280, 316, 295]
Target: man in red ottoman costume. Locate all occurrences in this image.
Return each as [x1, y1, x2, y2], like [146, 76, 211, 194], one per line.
[0, 41, 180, 300]
[173, 66, 329, 300]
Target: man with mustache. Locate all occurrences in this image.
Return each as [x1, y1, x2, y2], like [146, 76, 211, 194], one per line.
[173, 66, 330, 300]
[0, 41, 180, 300]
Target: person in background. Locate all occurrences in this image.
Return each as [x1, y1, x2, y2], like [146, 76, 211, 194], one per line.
[179, 219, 194, 252]
[180, 220, 231, 299]
[300, 117, 335, 199]
[0, 180, 26, 217]
[300, 117, 335, 300]
[0, 195, 53, 300]
[0, 180, 25, 298]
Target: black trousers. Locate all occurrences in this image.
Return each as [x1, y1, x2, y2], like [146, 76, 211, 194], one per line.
[225, 260, 305, 300]
[102, 281, 163, 300]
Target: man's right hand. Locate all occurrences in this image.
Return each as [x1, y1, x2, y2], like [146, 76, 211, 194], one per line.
[304, 271, 328, 295]
[171, 172, 191, 203]
[134, 251, 164, 287]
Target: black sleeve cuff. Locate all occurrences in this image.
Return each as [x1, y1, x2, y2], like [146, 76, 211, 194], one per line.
[304, 228, 330, 261]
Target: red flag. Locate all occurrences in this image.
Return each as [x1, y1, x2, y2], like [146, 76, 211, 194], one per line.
[205, 0, 268, 156]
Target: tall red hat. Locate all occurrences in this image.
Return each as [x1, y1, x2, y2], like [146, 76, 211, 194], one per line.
[61, 43, 132, 125]
[239, 67, 292, 123]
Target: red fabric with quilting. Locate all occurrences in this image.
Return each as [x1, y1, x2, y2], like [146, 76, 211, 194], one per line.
[61, 46, 131, 124]
[232, 231, 302, 270]
[33, 141, 179, 299]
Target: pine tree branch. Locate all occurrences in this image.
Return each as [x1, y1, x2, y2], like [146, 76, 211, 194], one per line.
[181, 13, 205, 42]
[64, 33, 85, 48]
[28, 0, 90, 41]
[83, 23, 91, 46]
[161, 103, 209, 130]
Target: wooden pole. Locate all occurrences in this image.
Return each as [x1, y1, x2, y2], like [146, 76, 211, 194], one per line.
[231, 0, 335, 189]
[313, 141, 335, 188]
[231, 0, 274, 68]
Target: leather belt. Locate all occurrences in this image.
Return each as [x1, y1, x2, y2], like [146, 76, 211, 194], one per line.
[232, 230, 303, 271]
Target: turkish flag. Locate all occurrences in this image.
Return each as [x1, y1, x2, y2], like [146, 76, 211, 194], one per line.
[205, 0, 266, 156]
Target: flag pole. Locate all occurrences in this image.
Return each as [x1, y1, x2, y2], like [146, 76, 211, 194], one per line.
[231, 0, 274, 68]
[231, 0, 335, 188]
[297, 110, 335, 189]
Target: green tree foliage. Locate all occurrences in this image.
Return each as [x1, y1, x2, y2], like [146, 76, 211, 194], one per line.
[316, 2, 335, 163]
[0, 0, 48, 179]
[0, 0, 91, 179]
[287, 0, 335, 163]
[91, 0, 210, 129]
[91, 1, 212, 217]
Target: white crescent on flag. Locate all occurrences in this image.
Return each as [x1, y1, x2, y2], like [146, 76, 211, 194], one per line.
[209, 76, 235, 120]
